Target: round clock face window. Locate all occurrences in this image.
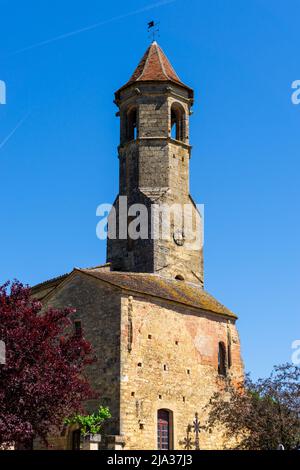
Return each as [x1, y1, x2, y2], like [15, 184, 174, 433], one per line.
[173, 229, 185, 246]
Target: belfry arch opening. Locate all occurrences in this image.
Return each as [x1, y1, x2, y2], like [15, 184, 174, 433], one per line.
[171, 103, 186, 142]
[126, 107, 138, 141]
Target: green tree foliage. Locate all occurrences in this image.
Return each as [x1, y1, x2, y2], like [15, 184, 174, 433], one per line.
[206, 364, 300, 450]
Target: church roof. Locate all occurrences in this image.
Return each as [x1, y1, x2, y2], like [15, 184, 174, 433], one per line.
[31, 267, 236, 319]
[116, 41, 193, 97]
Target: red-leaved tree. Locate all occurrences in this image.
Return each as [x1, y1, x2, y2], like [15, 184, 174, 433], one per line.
[0, 281, 96, 448]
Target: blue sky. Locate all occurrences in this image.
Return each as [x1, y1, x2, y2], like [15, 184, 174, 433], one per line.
[0, 0, 299, 379]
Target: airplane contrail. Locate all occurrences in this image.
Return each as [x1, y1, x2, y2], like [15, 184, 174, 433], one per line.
[0, 112, 30, 151]
[11, 0, 176, 56]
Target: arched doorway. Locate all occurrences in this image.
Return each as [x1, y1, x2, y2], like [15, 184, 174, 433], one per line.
[157, 409, 173, 450]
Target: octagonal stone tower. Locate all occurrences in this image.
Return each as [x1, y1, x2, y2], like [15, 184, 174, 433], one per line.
[107, 42, 204, 286]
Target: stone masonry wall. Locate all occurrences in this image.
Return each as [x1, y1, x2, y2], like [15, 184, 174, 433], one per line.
[38, 273, 122, 442]
[119, 293, 244, 450]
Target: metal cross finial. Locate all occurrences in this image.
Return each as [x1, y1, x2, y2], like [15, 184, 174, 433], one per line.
[193, 412, 201, 450]
[182, 424, 193, 450]
[147, 21, 160, 42]
[180, 414, 202, 450]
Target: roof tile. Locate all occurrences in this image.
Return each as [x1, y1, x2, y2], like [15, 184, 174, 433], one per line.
[79, 269, 236, 319]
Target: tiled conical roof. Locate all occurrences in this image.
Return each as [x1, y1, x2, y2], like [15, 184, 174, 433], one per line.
[128, 41, 182, 84]
[116, 42, 192, 96]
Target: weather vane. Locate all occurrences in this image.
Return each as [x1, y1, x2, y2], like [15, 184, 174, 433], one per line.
[148, 21, 160, 42]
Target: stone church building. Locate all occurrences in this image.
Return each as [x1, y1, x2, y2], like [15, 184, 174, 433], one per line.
[32, 42, 244, 450]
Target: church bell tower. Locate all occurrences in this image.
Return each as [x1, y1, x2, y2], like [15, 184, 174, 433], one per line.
[107, 42, 204, 286]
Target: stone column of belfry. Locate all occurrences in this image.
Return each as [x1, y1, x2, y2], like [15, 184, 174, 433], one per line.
[107, 41, 204, 286]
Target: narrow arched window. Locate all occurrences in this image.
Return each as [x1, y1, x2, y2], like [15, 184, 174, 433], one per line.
[171, 103, 185, 141]
[157, 409, 173, 450]
[126, 107, 138, 141]
[218, 342, 227, 376]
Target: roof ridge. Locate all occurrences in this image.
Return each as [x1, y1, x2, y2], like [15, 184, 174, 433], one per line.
[156, 43, 169, 80]
[163, 49, 181, 82]
[157, 43, 181, 82]
[31, 272, 69, 291]
[135, 44, 152, 82]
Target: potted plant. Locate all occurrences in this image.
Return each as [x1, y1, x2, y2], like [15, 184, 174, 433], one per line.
[64, 406, 111, 449]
